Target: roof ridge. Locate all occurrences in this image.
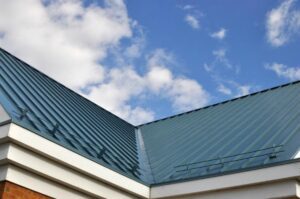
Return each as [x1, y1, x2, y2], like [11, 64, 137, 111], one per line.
[138, 80, 300, 127]
[0, 47, 135, 128]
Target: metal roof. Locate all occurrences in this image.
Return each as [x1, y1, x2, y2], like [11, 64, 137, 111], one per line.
[1, 47, 300, 185]
[0, 48, 144, 183]
[139, 80, 300, 184]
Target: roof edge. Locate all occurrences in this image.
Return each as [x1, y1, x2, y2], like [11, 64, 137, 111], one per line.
[0, 47, 135, 128]
[138, 80, 300, 127]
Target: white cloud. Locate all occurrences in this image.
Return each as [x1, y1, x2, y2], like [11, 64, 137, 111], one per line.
[86, 49, 210, 124]
[217, 84, 232, 95]
[213, 48, 226, 60]
[168, 78, 209, 112]
[146, 49, 209, 112]
[146, 66, 173, 92]
[124, 21, 145, 59]
[203, 48, 240, 78]
[0, 0, 210, 125]
[235, 85, 251, 97]
[265, 62, 300, 81]
[185, 14, 200, 29]
[211, 48, 239, 72]
[183, 5, 194, 10]
[266, 0, 300, 47]
[210, 28, 227, 40]
[0, 0, 132, 89]
[216, 81, 253, 98]
[84, 66, 155, 125]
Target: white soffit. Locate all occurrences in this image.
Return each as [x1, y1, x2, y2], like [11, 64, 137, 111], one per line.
[5, 123, 149, 198]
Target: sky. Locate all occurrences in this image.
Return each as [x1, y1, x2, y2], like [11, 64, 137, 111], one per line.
[0, 0, 300, 125]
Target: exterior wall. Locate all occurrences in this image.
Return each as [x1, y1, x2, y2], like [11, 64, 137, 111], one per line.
[0, 181, 52, 199]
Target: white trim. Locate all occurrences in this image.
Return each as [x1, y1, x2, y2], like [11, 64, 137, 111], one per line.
[293, 150, 300, 159]
[4, 165, 92, 199]
[5, 142, 140, 199]
[152, 180, 300, 199]
[5, 123, 149, 198]
[150, 161, 300, 198]
[1, 122, 300, 199]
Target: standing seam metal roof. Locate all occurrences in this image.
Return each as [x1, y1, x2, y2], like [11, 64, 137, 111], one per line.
[0, 47, 144, 183]
[1, 47, 300, 185]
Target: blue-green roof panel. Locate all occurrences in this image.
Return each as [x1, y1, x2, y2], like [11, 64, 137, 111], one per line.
[1, 47, 300, 186]
[0, 48, 143, 182]
[139, 81, 300, 184]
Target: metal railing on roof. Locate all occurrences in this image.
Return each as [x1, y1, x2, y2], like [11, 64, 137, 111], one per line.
[174, 145, 284, 175]
[13, 106, 141, 178]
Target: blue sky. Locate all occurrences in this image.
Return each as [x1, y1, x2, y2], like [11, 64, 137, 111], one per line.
[0, 0, 300, 124]
[126, 0, 300, 96]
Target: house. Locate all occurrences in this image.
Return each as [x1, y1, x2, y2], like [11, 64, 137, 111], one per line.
[0, 47, 300, 198]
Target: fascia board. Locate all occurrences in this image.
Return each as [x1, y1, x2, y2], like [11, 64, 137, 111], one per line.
[6, 123, 149, 198]
[151, 161, 300, 198]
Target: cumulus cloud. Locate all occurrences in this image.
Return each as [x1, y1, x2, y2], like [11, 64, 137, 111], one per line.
[124, 21, 146, 59]
[0, 0, 210, 125]
[210, 28, 227, 40]
[0, 0, 133, 89]
[84, 66, 155, 125]
[168, 78, 208, 111]
[266, 0, 300, 47]
[185, 14, 200, 29]
[86, 49, 210, 123]
[146, 50, 209, 111]
[265, 63, 300, 81]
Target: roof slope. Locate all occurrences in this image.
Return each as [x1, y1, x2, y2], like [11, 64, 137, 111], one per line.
[139, 81, 300, 184]
[0, 48, 143, 182]
[1, 47, 300, 186]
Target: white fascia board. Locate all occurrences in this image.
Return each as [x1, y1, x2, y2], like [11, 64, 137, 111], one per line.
[5, 164, 92, 199]
[6, 143, 140, 199]
[151, 161, 300, 198]
[6, 123, 149, 198]
[152, 180, 300, 199]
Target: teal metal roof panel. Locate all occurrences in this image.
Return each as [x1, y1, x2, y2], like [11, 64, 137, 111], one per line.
[139, 81, 300, 184]
[1, 47, 300, 186]
[0, 48, 143, 182]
